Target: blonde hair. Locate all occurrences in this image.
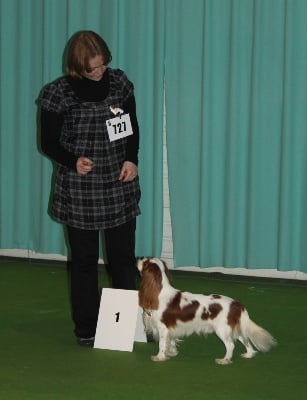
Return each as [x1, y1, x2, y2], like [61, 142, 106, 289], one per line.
[66, 31, 112, 79]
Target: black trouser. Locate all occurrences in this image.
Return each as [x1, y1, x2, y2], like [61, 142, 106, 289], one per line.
[66, 218, 137, 338]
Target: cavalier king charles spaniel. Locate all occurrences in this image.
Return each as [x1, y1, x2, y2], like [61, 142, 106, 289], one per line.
[138, 257, 276, 364]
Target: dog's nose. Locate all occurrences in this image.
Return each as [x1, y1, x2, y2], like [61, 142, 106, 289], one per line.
[136, 257, 144, 272]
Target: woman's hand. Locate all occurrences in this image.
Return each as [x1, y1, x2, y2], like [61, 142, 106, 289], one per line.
[76, 157, 93, 175]
[119, 161, 138, 182]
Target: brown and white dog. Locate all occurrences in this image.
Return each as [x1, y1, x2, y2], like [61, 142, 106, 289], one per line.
[138, 257, 276, 364]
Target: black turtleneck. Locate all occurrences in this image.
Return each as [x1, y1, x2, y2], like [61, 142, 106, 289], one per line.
[40, 70, 139, 170]
[66, 70, 110, 102]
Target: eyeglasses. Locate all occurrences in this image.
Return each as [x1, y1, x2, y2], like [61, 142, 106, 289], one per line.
[85, 63, 106, 74]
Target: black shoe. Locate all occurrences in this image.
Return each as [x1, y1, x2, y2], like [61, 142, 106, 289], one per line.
[146, 332, 155, 343]
[77, 336, 95, 347]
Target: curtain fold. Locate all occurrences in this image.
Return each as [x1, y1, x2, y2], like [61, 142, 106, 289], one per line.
[165, 0, 307, 271]
[0, 0, 164, 257]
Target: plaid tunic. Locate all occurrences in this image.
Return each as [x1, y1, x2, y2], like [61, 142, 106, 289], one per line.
[41, 69, 141, 229]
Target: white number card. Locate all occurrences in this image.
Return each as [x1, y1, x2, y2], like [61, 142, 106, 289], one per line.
[94, 289, 146, 352]
[106, 113, 133, 142]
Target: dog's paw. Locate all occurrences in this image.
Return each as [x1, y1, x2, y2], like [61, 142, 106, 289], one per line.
[166, 348, 178, 357]
[241, 350, 257, 359]
[151, 355, 169, 362]
[215, 358, 232, 365]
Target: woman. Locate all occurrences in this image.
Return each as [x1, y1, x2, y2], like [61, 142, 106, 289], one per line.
[40, 31, 141, 347]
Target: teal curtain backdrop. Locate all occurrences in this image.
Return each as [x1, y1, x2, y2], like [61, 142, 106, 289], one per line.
[165, 0, 307, 271]
[1, 0, 306, 273]
[0, 0, 165, 257]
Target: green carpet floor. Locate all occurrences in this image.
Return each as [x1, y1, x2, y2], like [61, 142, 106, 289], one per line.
[1, 257, 306, 400]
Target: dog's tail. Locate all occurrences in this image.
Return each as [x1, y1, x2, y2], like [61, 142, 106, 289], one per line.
[241, 312, 277, 352]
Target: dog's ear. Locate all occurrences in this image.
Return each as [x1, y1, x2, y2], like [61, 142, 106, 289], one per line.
[138, 262, 162, 310]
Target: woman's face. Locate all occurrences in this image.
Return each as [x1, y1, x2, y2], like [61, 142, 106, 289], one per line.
[83, 55, 106, 81]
